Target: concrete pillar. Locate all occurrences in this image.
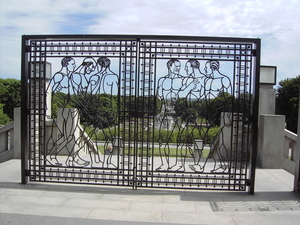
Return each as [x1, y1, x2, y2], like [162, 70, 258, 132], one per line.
[218, 112, 233, 158]
[13, 108, 21, 159]
[257, 114, 285, 168]
[258, 84, 276, 124]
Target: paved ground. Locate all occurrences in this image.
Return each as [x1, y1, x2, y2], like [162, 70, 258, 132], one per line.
[1, 159, 300, 225]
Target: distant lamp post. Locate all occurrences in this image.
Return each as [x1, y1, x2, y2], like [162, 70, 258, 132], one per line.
[258, 65, 277, 118]
[260, 65, 277, 85]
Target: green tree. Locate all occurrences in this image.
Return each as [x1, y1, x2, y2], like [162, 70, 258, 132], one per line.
[174, 98, 202, 123]
[0, 78, 21, 120]
[276, 75, 300, 133]
[51, 92, 75, 118]
[204, 91, 233, 126]
[234, 93, 252, 115]
[74, 93, 118, 129]
[122, 95, 162, 118]
[141, 95, 162, 116]
[174, 98, 187, 118]
[0, 103, 11, 125]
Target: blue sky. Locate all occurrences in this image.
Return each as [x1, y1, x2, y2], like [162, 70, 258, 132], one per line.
[56, 13, 101, 33]
[0, 0, 300, 86]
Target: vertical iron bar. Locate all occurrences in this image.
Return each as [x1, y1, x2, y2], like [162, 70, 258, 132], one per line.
[139, 40, 146, 186]
[233, 44, 241, 190]
[245, 51, 253, 183]
[134, 39, 140, 188]
[241, 46, 248, 190]
[239, 46, 245, 189]
[117, 41, 122, 186]
[249, 39, 261, 194]
[151, 41, 158, 187]
[21, 35, 29, 184]
[130, 40, 136, 188]
[32, 44, 37, 181]
[38, 43, 42, 181]
[42, 50, 47, 182]
[148, 42, 155, 187]
[118, 41, 124, 186]
[293, 91, 300, 194]
[228, 48, 237, 190]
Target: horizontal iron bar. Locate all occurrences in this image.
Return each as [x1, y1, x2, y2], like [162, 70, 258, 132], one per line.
[22, 34, 260, 44]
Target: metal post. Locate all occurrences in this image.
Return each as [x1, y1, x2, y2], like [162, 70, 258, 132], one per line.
[294, 92, 300, 194]
[249, 39, 261, 194]
[21, 35, 29, 184]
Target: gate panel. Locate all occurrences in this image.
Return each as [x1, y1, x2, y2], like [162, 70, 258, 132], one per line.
[21, 35, 260, 192]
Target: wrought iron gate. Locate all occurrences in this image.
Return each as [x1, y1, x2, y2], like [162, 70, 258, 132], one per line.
[21, 35, 260, 193]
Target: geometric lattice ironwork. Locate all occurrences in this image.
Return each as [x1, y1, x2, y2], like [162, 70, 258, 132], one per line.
[21, 35, 260, 192]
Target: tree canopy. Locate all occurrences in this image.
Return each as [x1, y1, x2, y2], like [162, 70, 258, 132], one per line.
[2, 75, 300, 134]
[0, 103, 11, 125]
[174, 91, 233, 126]
[276, 75, 300, 133]
[50, 92, 161, 129]
[0, 78, 21, 123]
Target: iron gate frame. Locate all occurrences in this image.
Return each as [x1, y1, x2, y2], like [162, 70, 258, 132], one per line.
[21, 35, 261, 194]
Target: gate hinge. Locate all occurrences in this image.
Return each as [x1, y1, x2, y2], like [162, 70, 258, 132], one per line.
[25, 169, 31, 176]
[251, 50, 257, 56]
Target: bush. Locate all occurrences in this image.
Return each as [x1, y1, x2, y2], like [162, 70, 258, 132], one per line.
[87, 124, 220, 145]
[0, 103, 11, 125]
[0, 78, 21, 120]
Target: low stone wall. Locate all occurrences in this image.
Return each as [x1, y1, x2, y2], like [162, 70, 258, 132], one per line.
[257, 114, 285, 169]
[0, 108, 21, 163]
[283, 129, 297, 174]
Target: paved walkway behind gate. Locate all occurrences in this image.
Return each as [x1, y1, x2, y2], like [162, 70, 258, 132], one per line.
[1, 159, 300, 225]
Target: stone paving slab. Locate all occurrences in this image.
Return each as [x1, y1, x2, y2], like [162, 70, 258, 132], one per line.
[1, 213, 189, 225]
[1, 159, 300, 225]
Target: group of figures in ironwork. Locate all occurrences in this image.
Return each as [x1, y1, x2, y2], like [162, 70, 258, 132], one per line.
[156, 59, 232, 173]
[45, 56, 232, 173]
[46, 56, 118, 167]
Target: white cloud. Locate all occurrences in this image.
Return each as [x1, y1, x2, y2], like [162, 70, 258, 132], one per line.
[1, 0, 300, 82]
